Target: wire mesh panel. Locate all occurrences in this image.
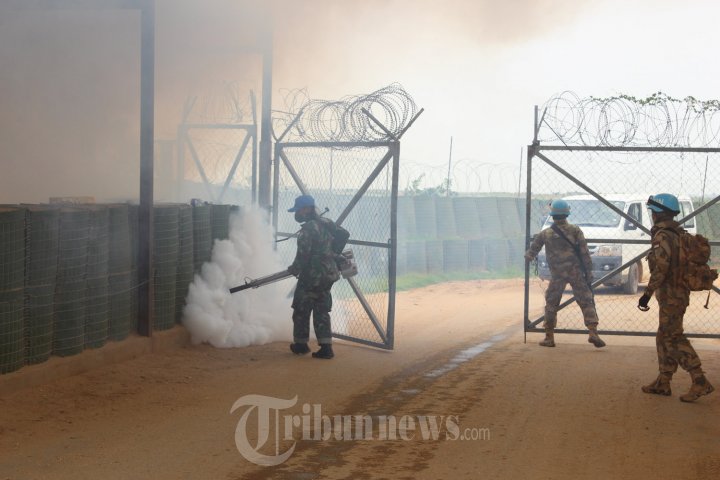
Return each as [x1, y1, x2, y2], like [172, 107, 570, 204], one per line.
[0, 207, 26, 373]
[153, 205, 179, 331]
[129, 204, 140, 332]
[108, 204, 133, 340]
[175, 204, 194, 324]
[192, 203, 212, 273]
[25, 206, 59, 365]
[274, 144, 397, 349]
[211, 204, 233, 241]
[53, 208, 89, 357]
[525, 93, 720, 337]
[84, 207, 109, 348]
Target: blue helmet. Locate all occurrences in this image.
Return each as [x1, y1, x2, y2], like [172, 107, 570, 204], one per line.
[550, 199, 571, 217]
[288, 194, 315, 212]
[647, 193, 680, 215]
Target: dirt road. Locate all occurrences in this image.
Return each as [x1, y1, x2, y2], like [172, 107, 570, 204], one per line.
[1, 279, 718, 479]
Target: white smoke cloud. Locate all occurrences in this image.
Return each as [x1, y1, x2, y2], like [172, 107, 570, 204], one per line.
[182, 207, 294, 347]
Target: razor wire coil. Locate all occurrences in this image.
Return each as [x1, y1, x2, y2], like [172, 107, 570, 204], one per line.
[540, 91, 720, 148]
[275, 83, 418, 143]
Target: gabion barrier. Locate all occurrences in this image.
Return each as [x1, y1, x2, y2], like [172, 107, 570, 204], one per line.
[0, 202, 234, 374]
[153, 205, 180, 331]
[53, 208, 89, 357]
[24, 207, 59, 365]
[192, 203, 213, 273]
[108, 204, 132, 341]
[0, 207, 26, 373]
[175, 204, 194, 324]
[85, 207, 109, 349]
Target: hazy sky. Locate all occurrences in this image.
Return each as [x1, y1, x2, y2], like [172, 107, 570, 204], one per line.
[1, 0, 719, 202]
[276, 0, 720, 191]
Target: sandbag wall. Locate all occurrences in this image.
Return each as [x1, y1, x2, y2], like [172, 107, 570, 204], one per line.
[0, 203, 234, 374]
[397, 196, 547, 275]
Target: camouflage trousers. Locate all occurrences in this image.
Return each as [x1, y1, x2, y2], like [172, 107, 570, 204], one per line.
[544, 275, 599, 330]
[655, 305, 702, 377]
[292, 285, 333, 345]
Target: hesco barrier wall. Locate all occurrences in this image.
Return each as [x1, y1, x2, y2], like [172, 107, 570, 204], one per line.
[0, 202, 235, 374]
[397, 195, 539, 275]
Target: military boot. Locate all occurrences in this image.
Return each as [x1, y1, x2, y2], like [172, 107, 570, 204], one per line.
[290, 342, 310, 355]
[680, 371, 715, 403]
[587, 328, 606, 348]
[312, 344, 334, 359]
[538, 330, 555, 348]
[641, 374, 672, 396]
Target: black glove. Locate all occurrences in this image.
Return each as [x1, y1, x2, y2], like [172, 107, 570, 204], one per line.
[638, 292, 651, 311]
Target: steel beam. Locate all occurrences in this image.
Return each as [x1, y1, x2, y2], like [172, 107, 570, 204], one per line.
[137, 0, 154, 337]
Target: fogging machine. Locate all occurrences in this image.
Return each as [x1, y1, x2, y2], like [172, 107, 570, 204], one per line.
[229, 250, 358, 294]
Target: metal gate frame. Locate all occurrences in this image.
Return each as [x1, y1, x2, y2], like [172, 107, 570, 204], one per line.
[523, 110, 720, 339]
[176, 94, 258, 203]
[271, 140, 400, 349]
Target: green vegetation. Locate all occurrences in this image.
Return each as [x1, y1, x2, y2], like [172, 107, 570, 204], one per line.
[395, 267, 524, 291]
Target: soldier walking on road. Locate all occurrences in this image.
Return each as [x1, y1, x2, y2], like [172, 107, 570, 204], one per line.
[638, 193, 714, 402]
[525, 199, 606, 348]
[287, 195, 349, 360]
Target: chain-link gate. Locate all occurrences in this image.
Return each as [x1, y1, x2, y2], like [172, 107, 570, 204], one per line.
[524, 93, 720, 338]
[270, 84, 422, 349]
[273, 141, 400, 349]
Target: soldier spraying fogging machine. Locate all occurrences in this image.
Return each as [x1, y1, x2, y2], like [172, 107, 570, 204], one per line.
[228, 195, 352, 359]
[638, 193, 715, 402]
[525, 199, 606, 348]
[286, 195, 350, 359]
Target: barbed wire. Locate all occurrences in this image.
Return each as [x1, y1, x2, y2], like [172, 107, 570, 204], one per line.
[184, 81, 255, 125]
[402, 158, 521, 194]
[273, 83, 418, 143]
[539, 91, 720, 148]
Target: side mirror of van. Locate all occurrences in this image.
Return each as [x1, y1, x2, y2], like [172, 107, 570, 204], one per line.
[624, 220, 638, 231]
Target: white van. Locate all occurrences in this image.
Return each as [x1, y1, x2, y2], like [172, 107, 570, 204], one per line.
[536, 194, 696, 294]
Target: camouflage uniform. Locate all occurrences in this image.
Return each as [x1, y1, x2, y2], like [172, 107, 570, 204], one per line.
[646, 220, 702, 377]
[288, 216, 345, 345]
[525, 218, 599, 330]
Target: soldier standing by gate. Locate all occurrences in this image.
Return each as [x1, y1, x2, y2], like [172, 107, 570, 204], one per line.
[525, 199, 606, 348]
[638, 193, 714, 402]
[287, 195, 349, 360]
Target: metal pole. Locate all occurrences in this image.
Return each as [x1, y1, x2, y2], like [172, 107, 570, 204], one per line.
[176, 125, 185, 201]
[251, 91, 258, 204]
[523, 144, 533, 344]
[137, 0, 155, 337]
[446, 136, 453, 196]
[258, 25, 273, 209]
[517, 147, 523, 196]
[701, 155, 709, 203]
[387, 142, 400, 349]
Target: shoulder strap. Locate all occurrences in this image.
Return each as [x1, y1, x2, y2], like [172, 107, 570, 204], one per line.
[550, 224, 590, 281]
[550, 223, 576, 249]
[654, 226, 683, 279]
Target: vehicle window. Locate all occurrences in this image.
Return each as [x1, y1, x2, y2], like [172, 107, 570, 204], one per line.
[679, 201, 695, 228]
[557, 200, 625, 227]
[625, 203, 641, 228]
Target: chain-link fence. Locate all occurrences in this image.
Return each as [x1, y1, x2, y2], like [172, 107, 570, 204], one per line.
[525, 94, 720, 337]
[178, 125, 256, 205]
[273, 143, 398, 349]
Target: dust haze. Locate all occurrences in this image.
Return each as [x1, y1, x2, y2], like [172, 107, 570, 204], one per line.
[0, 0, 678, 203]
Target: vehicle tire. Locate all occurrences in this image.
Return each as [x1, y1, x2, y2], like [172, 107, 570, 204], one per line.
[622, 263, 639, 295]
